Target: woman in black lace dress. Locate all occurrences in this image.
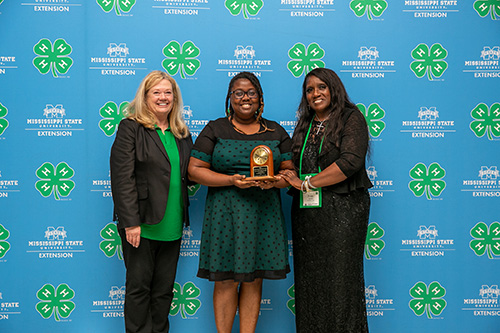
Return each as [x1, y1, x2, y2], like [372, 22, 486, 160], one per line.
[280, 68, 373, 332]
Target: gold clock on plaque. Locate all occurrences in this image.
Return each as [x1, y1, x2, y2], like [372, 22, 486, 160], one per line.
[248, 145, 275, 181]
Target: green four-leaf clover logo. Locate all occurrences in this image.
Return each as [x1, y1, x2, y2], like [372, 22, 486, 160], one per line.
[33, 38, 73, 78]
[36, 283, 76, 321]
[99, 101, 129, 136]
[170, 281, 202, 318]
[0, 224, 11, 259]
[470, 103, 500, 140]
[410, 43, 448, 81]
[0, 102, 9, 136]
[365, 222, 385, 259]
[357, 103, 386, 138]
[225, 0, 264, 19]
[35, 162, 75, 200]
[287, 284, 295, 315]
[409, 162, 446, 200]
[474, 0, 500, 20]
[350, 0, 388, 20]
[287, 43, 325, 78]
[162, 41, 201, 79]
[188, 184, 201, 197]
[99, 223, 123, 260]
[470, 221, 500, 259]
[409, 281, 446, 319]
[97, 0, 136, 15]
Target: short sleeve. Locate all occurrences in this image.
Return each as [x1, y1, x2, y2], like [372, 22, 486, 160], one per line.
[191, 121, 216, 164]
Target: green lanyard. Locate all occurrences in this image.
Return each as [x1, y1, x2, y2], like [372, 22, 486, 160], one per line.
[299, 118, 326, 176]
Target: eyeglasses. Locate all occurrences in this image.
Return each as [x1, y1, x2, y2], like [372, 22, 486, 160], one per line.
[230, 89, 258, 99]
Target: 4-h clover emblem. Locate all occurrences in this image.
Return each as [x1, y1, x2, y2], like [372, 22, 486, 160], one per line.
[0, 224, 11, 259]
[97, 0, 136, 15]
[365, 222, 385, 259]
[0, 102, 9, 136]
[188, 183, 201, 197]
[357, 103, 386, 138]
[410, 43, 448, 81]
[408, 162, 446, 200]
[162, 41, 201, 79]
[170, 281, 202, 318]
[350, 0, 388, 20]
[36, 283, 76, 321]
[409, 281, 447, 319]
[474, 0, 500, 20]
[287, 42, 325, 78]
[99, 223, 123, 260]
[225, 0, 264, 19]
[287, 284, 295, 315]
[33, 38, 73, 78]
[99, 101, 129, 136]
[469, 221, 500, 259]
[470, 103, 500, 140]
[35, 162, 75, 200]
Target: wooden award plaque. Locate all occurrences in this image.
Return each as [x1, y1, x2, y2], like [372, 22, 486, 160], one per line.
[248, 145, 275, 181]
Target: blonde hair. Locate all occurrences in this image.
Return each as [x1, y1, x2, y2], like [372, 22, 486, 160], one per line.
[125, 70, 189, 139]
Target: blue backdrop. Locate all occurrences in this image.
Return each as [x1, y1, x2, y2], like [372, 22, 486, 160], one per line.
[0, 1, 499, 332]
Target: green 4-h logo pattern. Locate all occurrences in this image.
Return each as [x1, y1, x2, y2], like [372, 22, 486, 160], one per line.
[408, 162, 446, 200]
[99, 223, 123, 260]
[35, 162, 75, 200]
[188, 183, 201, 197]
[410, 43, 448, 81]
[33, 39, 73, 78]
[97, 0, 136, 15]
[0, 102, 9, 136]
[287, 43, 325, 78]
[470, 221, 500, 259]
[365, 222, 385, 259]
[350, 0, 388, 20]
[36, 283, 76, 321]
[473, 0, 500, 20]
[409, 281, 446, 319]
[162, 41, 201, 79]
[225, 0, 264, 19]
[99, 101, 129, 136]
[170, 281, 202, 318]
[0, 224, 11, 259]
[469, 103, 500, 140]
[357, 103, 386, 138]
[287, 284, 295, 315]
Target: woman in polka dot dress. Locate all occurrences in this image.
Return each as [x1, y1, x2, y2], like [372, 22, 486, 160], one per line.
[188, 72, 294, 333]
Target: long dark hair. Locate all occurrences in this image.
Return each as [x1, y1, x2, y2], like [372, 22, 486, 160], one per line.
[291, 68, 358, 162]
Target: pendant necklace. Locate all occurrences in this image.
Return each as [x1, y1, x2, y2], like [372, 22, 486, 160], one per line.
[314, 114, 330, 135]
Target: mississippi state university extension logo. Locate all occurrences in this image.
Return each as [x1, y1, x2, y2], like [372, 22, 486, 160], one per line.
[0, 102, 8, 136]
[225, 0, 263, 19]
[99, 101, 129, 136]
[463, 284, 500, 316]
[287, 284, 295, 315]
[350, 0, 387, 20]
[170, 282, 201, 319]
[409, 162, 446, 200]
[287, 42, 325, 78]
[410, 43, 448, 81]
[99, 223, 123, 260]
[400, 106, 456, 139]
[0, 224, 11, 259]
[36, 283, 76, 321]
[470, 103, 500, 140]
[97, 0, 135, 15]
[357, 103, 386, 138]
[365, 222, 385, 259]
[474, 0, 500, 20]
[162, 41, 201, 79]
[365, 285, 395, 316]
[33, 39, 73, 78]
[409, 281, 446, 319]
[184, 106, 209, 139]
[35, 162, 75, 200]
[470, 221, 500, 259]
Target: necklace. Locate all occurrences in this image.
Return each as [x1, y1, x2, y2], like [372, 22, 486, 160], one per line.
[314, 114, 330, 135]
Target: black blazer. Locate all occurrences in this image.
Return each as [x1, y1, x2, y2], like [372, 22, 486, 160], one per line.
[110, 118, 193, 230]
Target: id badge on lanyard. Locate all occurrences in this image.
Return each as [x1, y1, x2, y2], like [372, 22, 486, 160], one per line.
[299, 119, 325, 209]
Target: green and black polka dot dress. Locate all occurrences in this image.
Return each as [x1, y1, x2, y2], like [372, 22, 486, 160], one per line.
[192, 117, 292, 282]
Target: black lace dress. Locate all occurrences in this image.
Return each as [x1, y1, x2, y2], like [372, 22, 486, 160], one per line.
[291, 108, 372, 333]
